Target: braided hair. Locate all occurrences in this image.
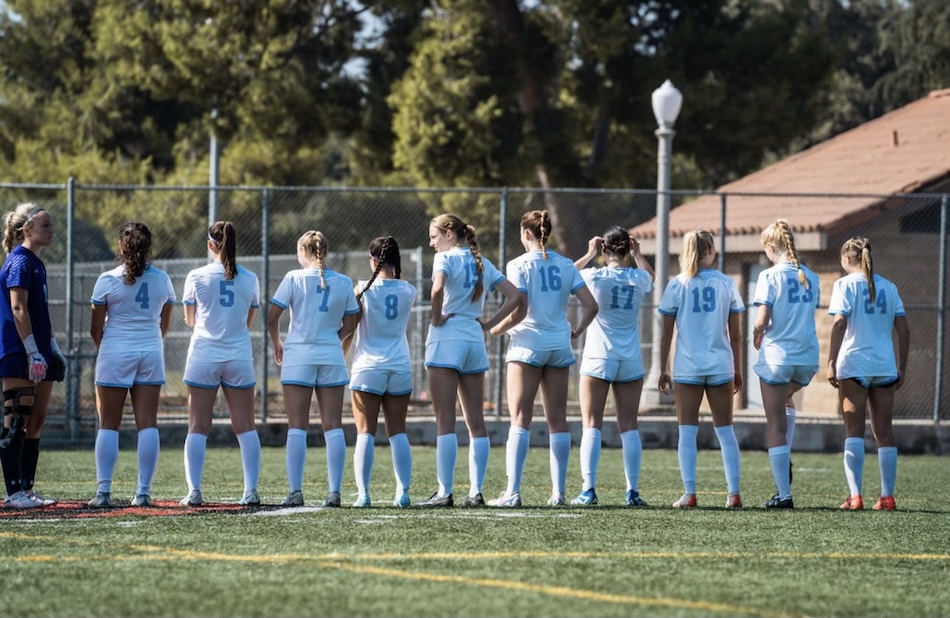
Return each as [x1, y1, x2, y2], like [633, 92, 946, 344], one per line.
[431, 214, 484, 302]
[357, 236, 401, 303]
[299, 230, 328, 288]
[521, 209, 552, 259]
[761, 219, 807, 287]
[601, 225, 631, 262]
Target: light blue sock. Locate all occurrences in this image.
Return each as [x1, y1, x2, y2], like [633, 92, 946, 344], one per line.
[769, 445, 792, 500]
[677, 425, 699, 495]
[579, 427, 601, 491]
[136, 427, 160, 496]
[436, 433, 458, 497]
[843, 437, 865, 496]
[878, 446, 897, 497]
[620, 429, 642, 492]
[388, 433, 412, 493]
[94, 429, 119, 494]
[237, 430, 261, 493]
[286, 428, 308, 492]
[506, 426, 530, 495]
[549, 432, 571, 497]
[184, 433, 207, 493]
[324, 428, 346, 494]
[714, 424, 741, 494]
[354, 433, 375, 495]
[469, 436, 489, 496]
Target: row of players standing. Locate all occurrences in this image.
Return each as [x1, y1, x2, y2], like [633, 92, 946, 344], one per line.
[0, 202, 910, 510]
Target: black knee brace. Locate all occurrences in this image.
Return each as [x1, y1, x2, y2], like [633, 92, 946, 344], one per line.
[0, 388, 34, 449]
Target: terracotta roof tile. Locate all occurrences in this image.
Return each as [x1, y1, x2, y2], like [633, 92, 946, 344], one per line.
[631, 89, 950, 240]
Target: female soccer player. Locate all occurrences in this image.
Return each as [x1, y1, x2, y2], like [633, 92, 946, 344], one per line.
[416, 214, 523, 508]
[180, 221, 262, 507]
[570, 226, 654, 507]
[490, 210, 598, 508]
[88, 222, 176, 508]
[828, 236, 909, 511]
[268, 230, 360, 508]
[348, 236, 417, 508]
[658, 229, 744, 509]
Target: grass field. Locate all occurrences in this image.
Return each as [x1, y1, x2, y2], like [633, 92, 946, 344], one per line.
[3, 446, 949, 617]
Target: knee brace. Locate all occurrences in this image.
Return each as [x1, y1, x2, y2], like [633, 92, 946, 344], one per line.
[0, 388, 34, 449]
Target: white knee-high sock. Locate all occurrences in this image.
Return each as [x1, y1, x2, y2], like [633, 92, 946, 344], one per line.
[388, 433, 412, 493]
[785, 406, 797, 447]
[677, 425, 698, 495]
[286, 428, 308, 492]
[324, 428, 345, 493]
[549, 432, 571, 497]
[436, 433, 457, 496]
[878, 446, 897, 497]
[843, 437, 865, 496]
[136, 428, 160, 496]
[184, 433, 207, 492]
[506, 426, 530, 495]
[95, 429, 120, 493]
[620, 429, 642, 492]
[237, 430, 261, 493]
[769, 445, 792, 500]
[354, 433, 375, 495]
[469, 436, 489, 496]
[579, 427, 601, 491]
[714, 425, 741, 494]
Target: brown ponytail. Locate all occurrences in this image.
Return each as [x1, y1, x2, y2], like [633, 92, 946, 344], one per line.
[118, 221, 152, 285]
[209, 221, 238, 280]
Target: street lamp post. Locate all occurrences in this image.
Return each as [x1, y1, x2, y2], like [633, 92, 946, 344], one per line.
[642, 79, 682, 407]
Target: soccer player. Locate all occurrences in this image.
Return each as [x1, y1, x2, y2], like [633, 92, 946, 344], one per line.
[268, 230, 360, 508]
[0, 203, 65, 509]
[827, 236, 909, 511]
[570, 226, 654, 507]
[88, 222, 176, 508]
[416, 214, 523, 508]
[180, 221, 262, 507]
[490, 210, 598, 508]
[657, 229, 745, 509]
[752, 219, 820, 509]
[347, 236, 417, 508]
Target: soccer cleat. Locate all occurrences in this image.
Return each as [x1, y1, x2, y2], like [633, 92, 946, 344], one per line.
[25, 489, 57, 506]
[461, 492, 485, 507]
[88, 492, 114, 509]
[281, 490, 304, 507]
[725, 493, 743, 509]
[415, 492, 454, 508]
[872, 495, 897, 511]
[570, 488, 598, 506]
[179, 489, 203, 507]
[488, 491, 522, 507]
[239, 489, 261, 506]
[352, 493, 372, 508]
[131, 493, 153, 507]
[5, 490, 42, 509]
[765, 495, 794, 509]
[625, 490, 648, 507]
[672, 494, 697, 508]
[547, 494, 566, 507]
[393, 491, 411, 509]
[840, 494, 864, 510]
[322, 491, 342, 508]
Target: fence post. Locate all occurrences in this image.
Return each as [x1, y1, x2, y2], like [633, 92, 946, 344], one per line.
[494, 188, 509, 418]
[935, 194, 948, 423]
[718, 193, 727, 272]
[261, 188, 270, 423]
[65, 176, 80, 443]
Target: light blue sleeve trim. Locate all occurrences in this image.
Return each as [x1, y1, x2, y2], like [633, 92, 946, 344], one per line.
[487, 274, 506, 291]
[828, 309, 850, 316]
[271, 298, 289, 309]
[729, 307, 745, 313]
[570, 282, 586, 294]
[91, 299, 107, 306]
[183, 300, 197, 306]
[658, 308, 677, 316]
[344, 308, 360, 315]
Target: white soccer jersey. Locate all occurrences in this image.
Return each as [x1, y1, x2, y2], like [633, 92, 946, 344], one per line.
[581, 266, 653, 361]
[658, 269, 745, 376]
[91, 264, 176, 353]
[506, 250, 587, 351]
[351, 278, 417, 373]
[828, 272, 905, 378]
[753, 263, 820, 366]
[183, 263, 260, 362]
[426, 247, 507, 344]
[271, 268, 360, 366]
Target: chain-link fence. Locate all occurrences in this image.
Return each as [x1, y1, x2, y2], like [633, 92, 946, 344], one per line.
[1, 181, 947, 444]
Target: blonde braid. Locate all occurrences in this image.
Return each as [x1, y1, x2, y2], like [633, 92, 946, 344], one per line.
[777, 220, 807, 288]
[466, 224, 484, 302]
